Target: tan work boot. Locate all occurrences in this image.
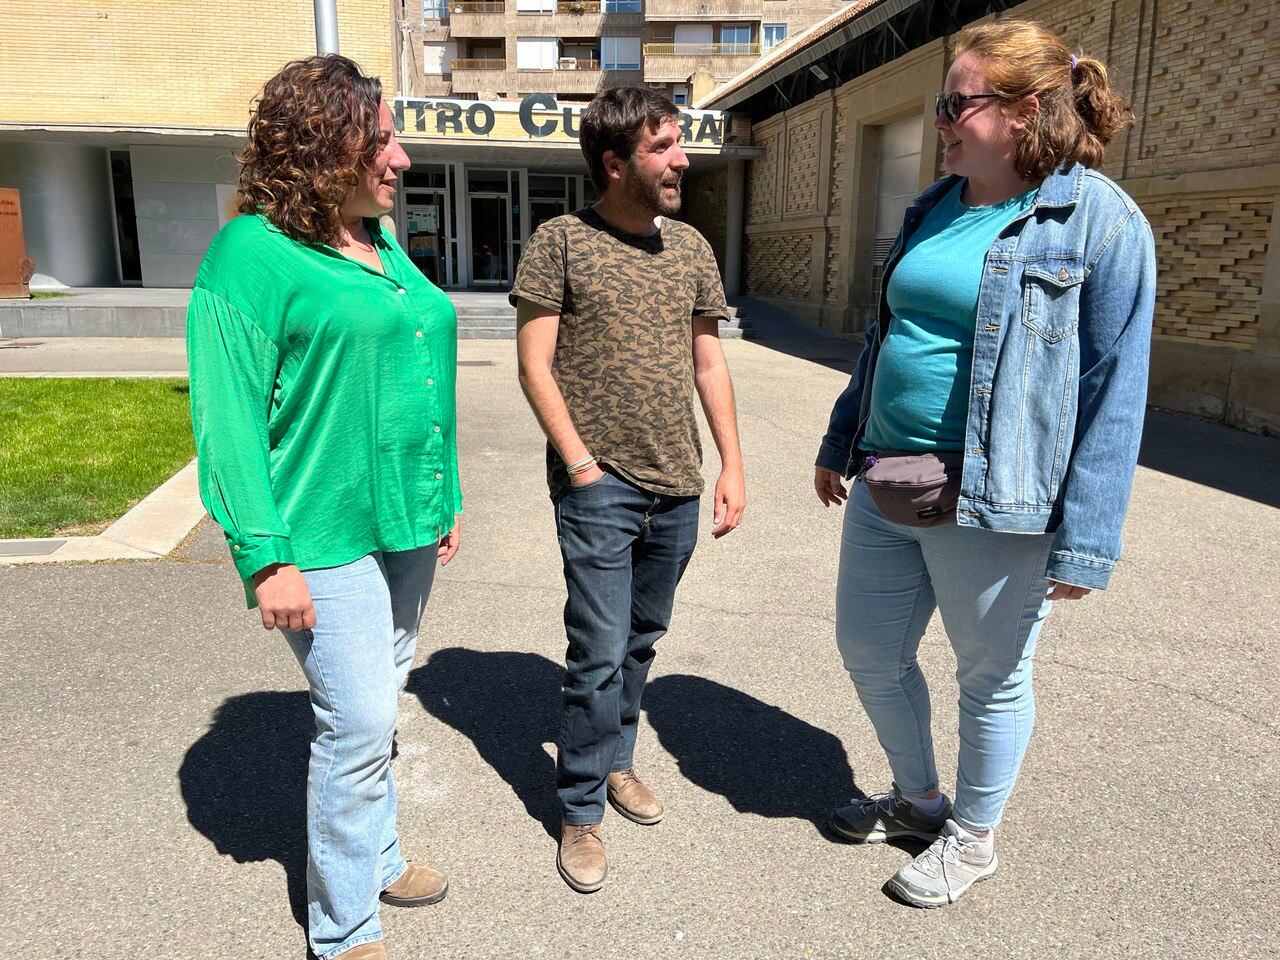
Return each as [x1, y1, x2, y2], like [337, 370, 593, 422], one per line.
[557, 821, 607, 893]
[336, 943, 388, 959]
[607, 769, 664, 825]
[380, 862, 448, 907]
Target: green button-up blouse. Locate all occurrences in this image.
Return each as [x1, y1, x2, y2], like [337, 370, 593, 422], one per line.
[186, 213, 461, 607]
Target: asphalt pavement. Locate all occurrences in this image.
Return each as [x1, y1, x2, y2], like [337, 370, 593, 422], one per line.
[1, 337, 1276, 959]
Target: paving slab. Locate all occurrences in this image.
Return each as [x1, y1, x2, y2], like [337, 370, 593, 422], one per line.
[0, 338, 1276, 960]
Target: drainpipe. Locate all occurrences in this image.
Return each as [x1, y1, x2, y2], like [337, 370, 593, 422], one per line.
[314, 0, 339, 54]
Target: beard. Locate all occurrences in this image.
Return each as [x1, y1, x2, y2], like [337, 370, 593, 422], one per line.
[624, 166, 682, 217]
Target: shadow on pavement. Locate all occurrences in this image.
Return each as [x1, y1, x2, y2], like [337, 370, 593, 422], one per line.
[1140, 408, 1280, 508]
[643, 674, 857, 835]
[407, 648, 564, 838]
[178, 691, 311, 931]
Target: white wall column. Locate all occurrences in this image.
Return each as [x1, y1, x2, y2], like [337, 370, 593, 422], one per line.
[0, 141, 118, 287]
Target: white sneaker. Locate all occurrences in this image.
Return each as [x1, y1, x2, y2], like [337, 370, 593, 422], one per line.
[886, 819, 997, 907]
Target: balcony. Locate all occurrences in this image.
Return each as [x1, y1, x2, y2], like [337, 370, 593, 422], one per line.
[450, 58, 508, 94]
[449, 2, 505, 38]
[515, 2, 643, 36]
[642, 42, 761, 82]
[515, 59, 604, 95]
[644, 0, 763, 20]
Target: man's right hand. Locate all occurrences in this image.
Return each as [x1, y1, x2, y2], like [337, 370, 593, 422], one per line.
[252, 563, 316, 632]
[568, 464, 606, 486]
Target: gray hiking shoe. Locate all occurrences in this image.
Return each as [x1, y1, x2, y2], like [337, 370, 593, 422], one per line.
[829, 784, 952, 843]
[886, 819, 998, 907]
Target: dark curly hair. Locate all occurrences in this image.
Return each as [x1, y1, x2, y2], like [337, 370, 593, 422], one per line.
[580, 86, 681, 193]
[952, 20, 1133, 182]
[236, 55, 383, 247]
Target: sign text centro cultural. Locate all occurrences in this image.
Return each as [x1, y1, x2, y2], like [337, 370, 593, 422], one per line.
[394, 94, 729, 145]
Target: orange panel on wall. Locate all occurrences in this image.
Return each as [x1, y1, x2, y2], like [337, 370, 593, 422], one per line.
[0, 189, 33, 299]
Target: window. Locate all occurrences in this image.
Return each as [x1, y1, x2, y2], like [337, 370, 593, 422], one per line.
[602, 36, 641, 70]
[423, 41, 458, 74]
[763, 23, 787, 50]
[603, 0, 642, 10]
[719, 24, 752, 52]
[517, 37, 559, 69]
[516, 0, 555, 11]
[422, 0, 449, 20]
[671, 84, 690, 106]
[674, 23, 712, 47]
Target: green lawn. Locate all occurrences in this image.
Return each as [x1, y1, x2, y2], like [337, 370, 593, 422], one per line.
[0, 378, 195, 539]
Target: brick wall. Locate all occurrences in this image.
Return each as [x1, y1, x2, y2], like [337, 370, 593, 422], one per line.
[0, 0, 396, 130]
[746, 233, 812, 299]
[1148, 194, 1273, 347]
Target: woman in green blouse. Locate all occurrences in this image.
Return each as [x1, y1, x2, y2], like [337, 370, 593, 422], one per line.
[187, 56, 460, 960]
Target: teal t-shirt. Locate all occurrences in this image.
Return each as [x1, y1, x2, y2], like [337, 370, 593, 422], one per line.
[863, 180, 1037, 452]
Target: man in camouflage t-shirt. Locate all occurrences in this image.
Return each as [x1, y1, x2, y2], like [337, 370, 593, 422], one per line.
[512, 87, 746, 894]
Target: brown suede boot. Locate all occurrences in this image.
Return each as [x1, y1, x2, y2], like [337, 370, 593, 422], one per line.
[336, 943, 388, 959]
[557, 821, 607, 893]
[380, 862, 449, 907]
[607, 769, 664, 825]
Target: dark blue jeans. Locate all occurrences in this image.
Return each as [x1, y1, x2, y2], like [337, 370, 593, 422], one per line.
[553, 470, 700, 825]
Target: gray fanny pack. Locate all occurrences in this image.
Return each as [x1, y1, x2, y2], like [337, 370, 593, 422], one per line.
[858, 450, 964, 527]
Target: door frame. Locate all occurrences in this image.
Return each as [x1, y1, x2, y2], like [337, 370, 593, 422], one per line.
[404, 187, 453, 287]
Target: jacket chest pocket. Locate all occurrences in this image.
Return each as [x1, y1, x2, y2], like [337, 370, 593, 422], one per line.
[1020, 261, 1084, 343]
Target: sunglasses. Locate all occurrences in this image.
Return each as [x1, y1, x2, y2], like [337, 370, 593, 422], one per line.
[934, 91, 1002, 123]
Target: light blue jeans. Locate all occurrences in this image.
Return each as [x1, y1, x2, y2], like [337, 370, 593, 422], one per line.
[281, 547, 437, 960]
[835, 481, 1054, 831]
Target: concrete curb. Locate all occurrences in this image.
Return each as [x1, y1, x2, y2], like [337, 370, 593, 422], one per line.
[0, 460, 206, 565]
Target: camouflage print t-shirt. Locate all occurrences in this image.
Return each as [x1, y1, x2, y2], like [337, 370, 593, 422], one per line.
[509, 206, 729, 498]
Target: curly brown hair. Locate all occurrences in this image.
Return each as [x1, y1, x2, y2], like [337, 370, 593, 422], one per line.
[952, 20, 1133, 182]
[236, 55, 383, 247]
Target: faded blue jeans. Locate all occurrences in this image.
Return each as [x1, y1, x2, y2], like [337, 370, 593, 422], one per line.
[281, 547, 437, 960]
[835, 481, 1054, 831]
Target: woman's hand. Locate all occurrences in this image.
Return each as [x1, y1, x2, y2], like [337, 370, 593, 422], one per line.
[814, 466, 848, 507]
[1047, 581, 1091, 601]
[252, 564, 316, 632]
[438, 518, 461, 566]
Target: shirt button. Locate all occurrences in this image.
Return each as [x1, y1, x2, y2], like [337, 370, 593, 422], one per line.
[427, 378, 435, 386]
[415, 331, 423, 338]
[435, 472, 443, 480]
[434, 425, 441, 433]
[397, 288, 406, 295]
[232, 545, 240, 552]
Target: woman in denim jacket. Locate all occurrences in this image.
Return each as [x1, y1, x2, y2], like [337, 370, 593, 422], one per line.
[813, 20, 1155, 906]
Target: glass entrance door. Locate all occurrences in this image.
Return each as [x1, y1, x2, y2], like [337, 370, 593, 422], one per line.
[405, 191, 449, 287]
[469, 194, 510, 285]
[530, 198, 569, 234]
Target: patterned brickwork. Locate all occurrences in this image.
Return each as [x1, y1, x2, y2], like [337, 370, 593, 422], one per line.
[1147, 194, 1272, 346]
[784, 116, 823, 217]
[746, 233, 813, 299]
[748, 127, 782, 225]
[0, 1, 395, 130]
[1132, 0, 1279, 176]
[830, 96, 849, 216]
[824, 228, 842, 304]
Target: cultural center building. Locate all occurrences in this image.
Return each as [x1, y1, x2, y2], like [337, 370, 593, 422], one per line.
[690, 0, 1279, 434]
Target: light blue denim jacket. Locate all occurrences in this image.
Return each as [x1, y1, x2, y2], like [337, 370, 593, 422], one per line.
[817, 163, 1156, 590]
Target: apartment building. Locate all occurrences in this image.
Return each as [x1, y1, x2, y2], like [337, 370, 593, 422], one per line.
[399, 0, 846, 106]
